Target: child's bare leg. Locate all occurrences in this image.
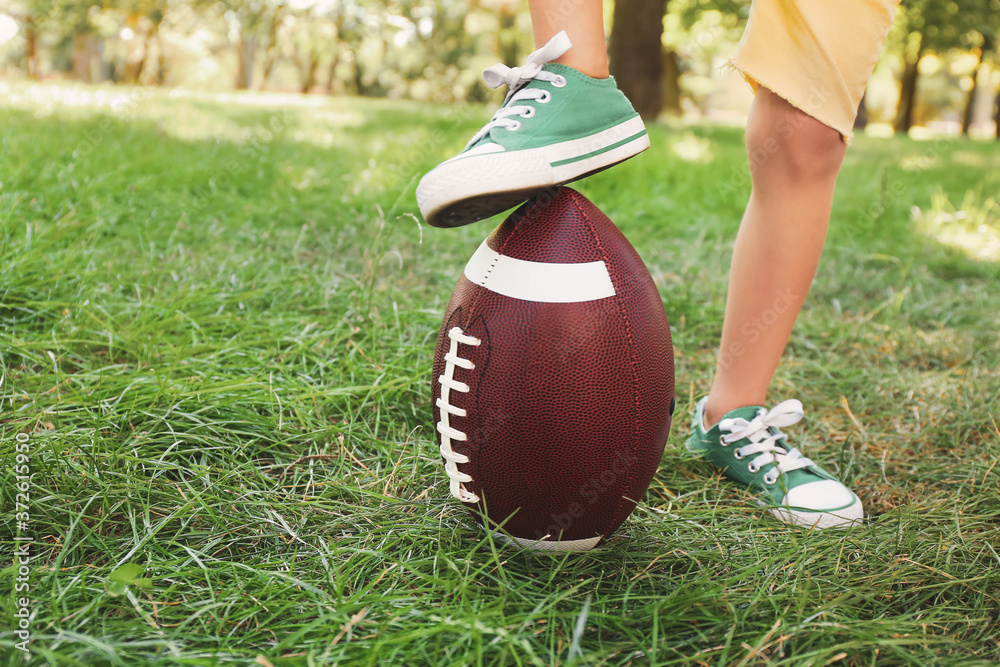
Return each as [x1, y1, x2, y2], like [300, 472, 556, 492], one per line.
[529, 0, 609, 78]
[704, 87, 847, 427]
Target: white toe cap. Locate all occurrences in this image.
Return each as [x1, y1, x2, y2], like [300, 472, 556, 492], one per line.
[783, 480, 856, 511]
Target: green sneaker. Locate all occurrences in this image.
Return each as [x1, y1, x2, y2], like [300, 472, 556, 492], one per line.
[686, 397, 863, 530]
[416, 30, 649, 228]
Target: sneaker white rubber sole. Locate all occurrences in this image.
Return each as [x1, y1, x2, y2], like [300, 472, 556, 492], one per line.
[417, 116, 649, 228]
[767, 494, 864, 530]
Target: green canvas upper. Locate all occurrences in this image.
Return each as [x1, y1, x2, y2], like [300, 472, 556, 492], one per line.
[687, 402, 849, 509]
[462, 64, 644, 155]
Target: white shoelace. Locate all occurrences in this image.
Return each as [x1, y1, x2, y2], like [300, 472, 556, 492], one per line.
[436, 326, 482, 503]
[464, 31, 573, 149]
[718, 399, 815, 486]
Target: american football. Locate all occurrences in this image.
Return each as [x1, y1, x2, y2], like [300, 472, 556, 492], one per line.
[431, 187, 674, 550]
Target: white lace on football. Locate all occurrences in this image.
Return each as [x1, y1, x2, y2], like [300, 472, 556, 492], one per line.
[436, 326, 482, 503]
[464, 30, 572, 149]
[719, 399, 815, 485]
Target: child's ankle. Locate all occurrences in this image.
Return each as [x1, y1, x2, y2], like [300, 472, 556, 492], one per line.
[552, 56, 608, 80]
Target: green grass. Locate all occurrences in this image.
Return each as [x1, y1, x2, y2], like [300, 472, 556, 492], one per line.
[1, 81, 999, 666]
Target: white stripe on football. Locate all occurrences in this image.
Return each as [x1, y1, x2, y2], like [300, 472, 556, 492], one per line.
[463, 239, 616, 304]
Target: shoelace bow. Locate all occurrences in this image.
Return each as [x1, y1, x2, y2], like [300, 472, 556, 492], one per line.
[464, 31, 572, 149]
[718, 399, 815, 485]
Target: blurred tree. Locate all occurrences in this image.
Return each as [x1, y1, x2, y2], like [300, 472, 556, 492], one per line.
[5, 1, 48, 79]
[115, 0, 169, 84]
[893, 29, 923, 133]
[994, 88, 1000, 139]
[259, 6, 285, 87]
[956, 0, 1000, 135]
[201, 0, 288, 89]
[855, 93, 870, 130]
[58, 1, 101, 82]
[24, 14, 39, 79]
[283, 3, 337, 93]
[891, 0, 998, 134]
[398, 0, 496, 101]
[331, 0, 385, 96]
[495, 0, 520, 66]
[324, 2, 347, 94]
[662, 50, 681, 114]
[610, 0, 668, 119]
[662, 0, 747, 115]
[14, 0, 103, 81]
[293, 19, 323, 93]
[960, 36, 989, 135]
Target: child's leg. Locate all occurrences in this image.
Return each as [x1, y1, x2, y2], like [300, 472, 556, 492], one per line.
[688, 90, 861, 529]
[528, 0, 609, 78]
[703, 88, 846, 427]
[699, 0, 899, 426]
[686, 0, 899, 529]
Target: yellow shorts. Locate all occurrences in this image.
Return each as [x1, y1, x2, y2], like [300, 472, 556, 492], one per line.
[731, 0, 900, 145]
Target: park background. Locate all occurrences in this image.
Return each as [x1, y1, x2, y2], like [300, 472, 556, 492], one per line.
[1, 1, 1000, 666]
[1, 0, 1000, 137]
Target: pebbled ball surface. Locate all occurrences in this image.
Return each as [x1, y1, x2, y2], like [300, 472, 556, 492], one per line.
[431, 187, 674, 547]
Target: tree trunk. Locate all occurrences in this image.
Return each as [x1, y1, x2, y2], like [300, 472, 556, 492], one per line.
[126, 36, 148, 84]
[994, 86, 1000, 140]
[893, 39, 923, 134]
[261, 51, 278, 87]
[854, 90, 869, 130]
[610, 0, 668, 120]
[325, 50, 341, 94]
[25, 16, 39, 80]
[260, 12, 283, 89]
[94, 38, 109, 82]
[155, 29, 167, 85]
[72, 32, 96, 82]
[497, 6, 519, 66]
[352, 56, 364, 95]
[961, 50, 985, 135]
[300, 51, 320, 93]
[236, 34, 254, 90]
[139, 19, 165, 85]
[661, 50, 682, 115]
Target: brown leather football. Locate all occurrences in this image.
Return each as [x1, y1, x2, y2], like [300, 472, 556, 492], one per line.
[431, 187, 674, 550]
